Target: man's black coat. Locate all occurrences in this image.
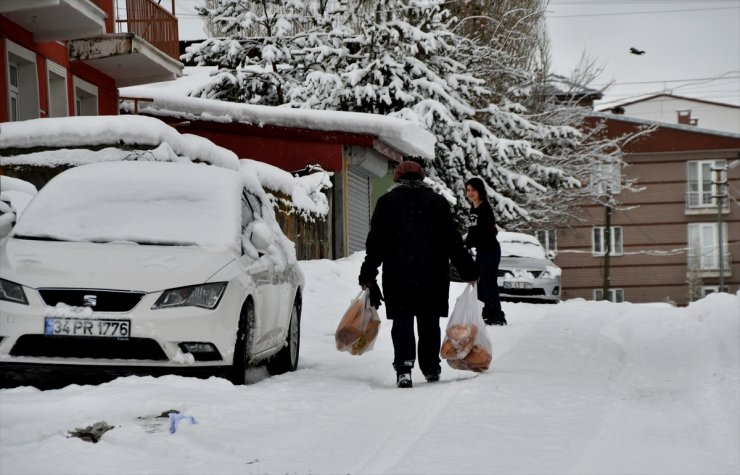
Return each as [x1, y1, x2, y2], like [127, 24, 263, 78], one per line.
[359, 180, 478, 318]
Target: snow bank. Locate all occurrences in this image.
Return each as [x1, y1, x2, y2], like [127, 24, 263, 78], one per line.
[0, 255, 737, 475]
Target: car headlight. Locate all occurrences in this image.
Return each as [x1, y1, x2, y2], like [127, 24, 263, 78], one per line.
[540, 267, 561, 280]
[0, 278, 28, 305]
[152, 282, 227, 310]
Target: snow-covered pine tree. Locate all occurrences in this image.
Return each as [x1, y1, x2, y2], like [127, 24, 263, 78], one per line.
[448, 1, 655, 231]
[187, 0, 583, 227]
[292, 0, 581, 223]
[185, 0, 353, 105]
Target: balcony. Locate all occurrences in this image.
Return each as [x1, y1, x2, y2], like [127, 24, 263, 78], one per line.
[687, 250, 732, 278]
[685, 191, 729, 215]
[67, 0, 182, 87]
[0, 0, 106, 42]
[68, 33, 182, 87]
[113, 0, 179, 62]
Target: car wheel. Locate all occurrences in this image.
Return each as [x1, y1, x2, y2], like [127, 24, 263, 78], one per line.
[266, 300, 300, 375]
[229, 299, 254, 385]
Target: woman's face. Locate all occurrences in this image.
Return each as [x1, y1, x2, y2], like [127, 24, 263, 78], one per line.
[466, 185, 479, 203]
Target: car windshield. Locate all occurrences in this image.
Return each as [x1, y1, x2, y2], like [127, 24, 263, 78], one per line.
[12, 162, 243, 251]
[499, 232, 547, 259]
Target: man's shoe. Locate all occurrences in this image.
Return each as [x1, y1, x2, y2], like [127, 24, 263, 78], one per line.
[484, 312, 507, 326]
[424, 372, 440, 383]
[396, 373, 413, 388]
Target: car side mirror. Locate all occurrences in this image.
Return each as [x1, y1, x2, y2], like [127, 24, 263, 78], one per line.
[547, 250, 556, 260]
[250, 222, 272, 254]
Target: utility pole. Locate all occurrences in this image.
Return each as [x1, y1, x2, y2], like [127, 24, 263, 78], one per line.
[712, 165, 727, 292]
[601, 190, 613, 300]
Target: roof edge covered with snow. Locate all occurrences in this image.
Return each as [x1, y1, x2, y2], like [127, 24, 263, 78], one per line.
[596, 93, 740, 112]
[587, 111, 740, 140]
[119, 69, 435, 159]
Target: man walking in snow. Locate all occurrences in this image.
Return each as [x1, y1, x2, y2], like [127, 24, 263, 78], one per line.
[359, 159, 478, 388]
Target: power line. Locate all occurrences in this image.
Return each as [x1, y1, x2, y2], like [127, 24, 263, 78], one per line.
[591, 72, 740, 87]
[551, 0, 738, 4]
[547, 5, 739, 18]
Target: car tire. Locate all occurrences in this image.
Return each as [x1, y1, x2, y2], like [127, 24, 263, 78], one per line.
[266, 300, 300, 375]
[229, 299, 254, 385]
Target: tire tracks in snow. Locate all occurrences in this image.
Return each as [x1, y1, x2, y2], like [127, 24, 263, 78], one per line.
[350, 374, 478, 474]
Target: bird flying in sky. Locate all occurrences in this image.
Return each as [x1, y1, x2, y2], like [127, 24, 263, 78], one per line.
[630, 47, 646, 55]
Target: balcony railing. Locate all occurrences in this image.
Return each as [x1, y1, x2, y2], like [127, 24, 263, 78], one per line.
[688, 250, 731, 272]
[115, 0, 179, 61]
[686, 191, 729, 211]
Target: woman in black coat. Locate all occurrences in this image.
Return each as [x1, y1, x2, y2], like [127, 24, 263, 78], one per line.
[359, 160, 478, 388]
[464, 177, 506, 325]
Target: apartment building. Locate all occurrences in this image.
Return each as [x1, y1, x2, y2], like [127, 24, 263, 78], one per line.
[1, 0, 182, 122]
[553, 114, 740, 305]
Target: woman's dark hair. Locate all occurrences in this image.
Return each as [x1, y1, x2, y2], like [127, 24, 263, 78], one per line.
[465, 177, 487, 200]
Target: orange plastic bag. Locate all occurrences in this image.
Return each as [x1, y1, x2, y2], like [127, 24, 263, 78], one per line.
[335, 290, 381, 355]
[441, 284, 493, 372]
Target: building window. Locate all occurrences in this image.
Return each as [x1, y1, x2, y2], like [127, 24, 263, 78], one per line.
[593, 288, 624, 303]
[687, 160, 726, 209]
[701, 286, 719, 297]
[73, 76, 98, 116]
[591, 163, 622, 195]
[5, 41, 39, 121]
[47, 60, 68, 118]
[688, 223, 728, 270]
[535, 229, 557, 255]
[592, 226, 622, 256]
[9, 62, 19, 121]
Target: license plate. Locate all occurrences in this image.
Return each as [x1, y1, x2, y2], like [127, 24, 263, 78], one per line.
[44, 317, 131, 339]
[503, 281, 533, 289]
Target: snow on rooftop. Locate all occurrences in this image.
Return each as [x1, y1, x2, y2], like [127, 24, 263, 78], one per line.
[0, 116, 239, 170]
[120, 67, 436, 159]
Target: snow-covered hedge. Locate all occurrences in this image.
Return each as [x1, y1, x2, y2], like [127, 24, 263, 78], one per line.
[0, 115, 239, 170]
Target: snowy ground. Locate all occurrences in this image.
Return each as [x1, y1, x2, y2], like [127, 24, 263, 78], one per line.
[1, 252, 738, 475]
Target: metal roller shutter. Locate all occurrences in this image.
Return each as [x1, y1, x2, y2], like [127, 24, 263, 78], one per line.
[347, 167, 370, 254]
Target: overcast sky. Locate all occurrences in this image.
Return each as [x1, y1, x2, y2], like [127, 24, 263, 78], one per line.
[174, 0, 740, 107]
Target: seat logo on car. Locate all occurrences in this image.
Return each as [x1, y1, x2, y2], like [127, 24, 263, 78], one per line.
[83, 295, 98, 307]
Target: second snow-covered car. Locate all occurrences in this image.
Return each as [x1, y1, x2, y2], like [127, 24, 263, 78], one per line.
[0, 161, 303, 384]
[497, 231, 561, 303]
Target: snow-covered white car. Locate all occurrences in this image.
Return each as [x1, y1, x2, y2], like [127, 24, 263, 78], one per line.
[498, 231, 561, 303]
[0, 161, 304, 384]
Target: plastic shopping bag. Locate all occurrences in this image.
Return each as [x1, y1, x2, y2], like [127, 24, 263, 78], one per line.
[440, 284, 493, 372]
[335, 289, 381, 355]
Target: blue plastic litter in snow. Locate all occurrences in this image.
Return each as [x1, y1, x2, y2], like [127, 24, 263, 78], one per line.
[168, 413, 198, 434]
